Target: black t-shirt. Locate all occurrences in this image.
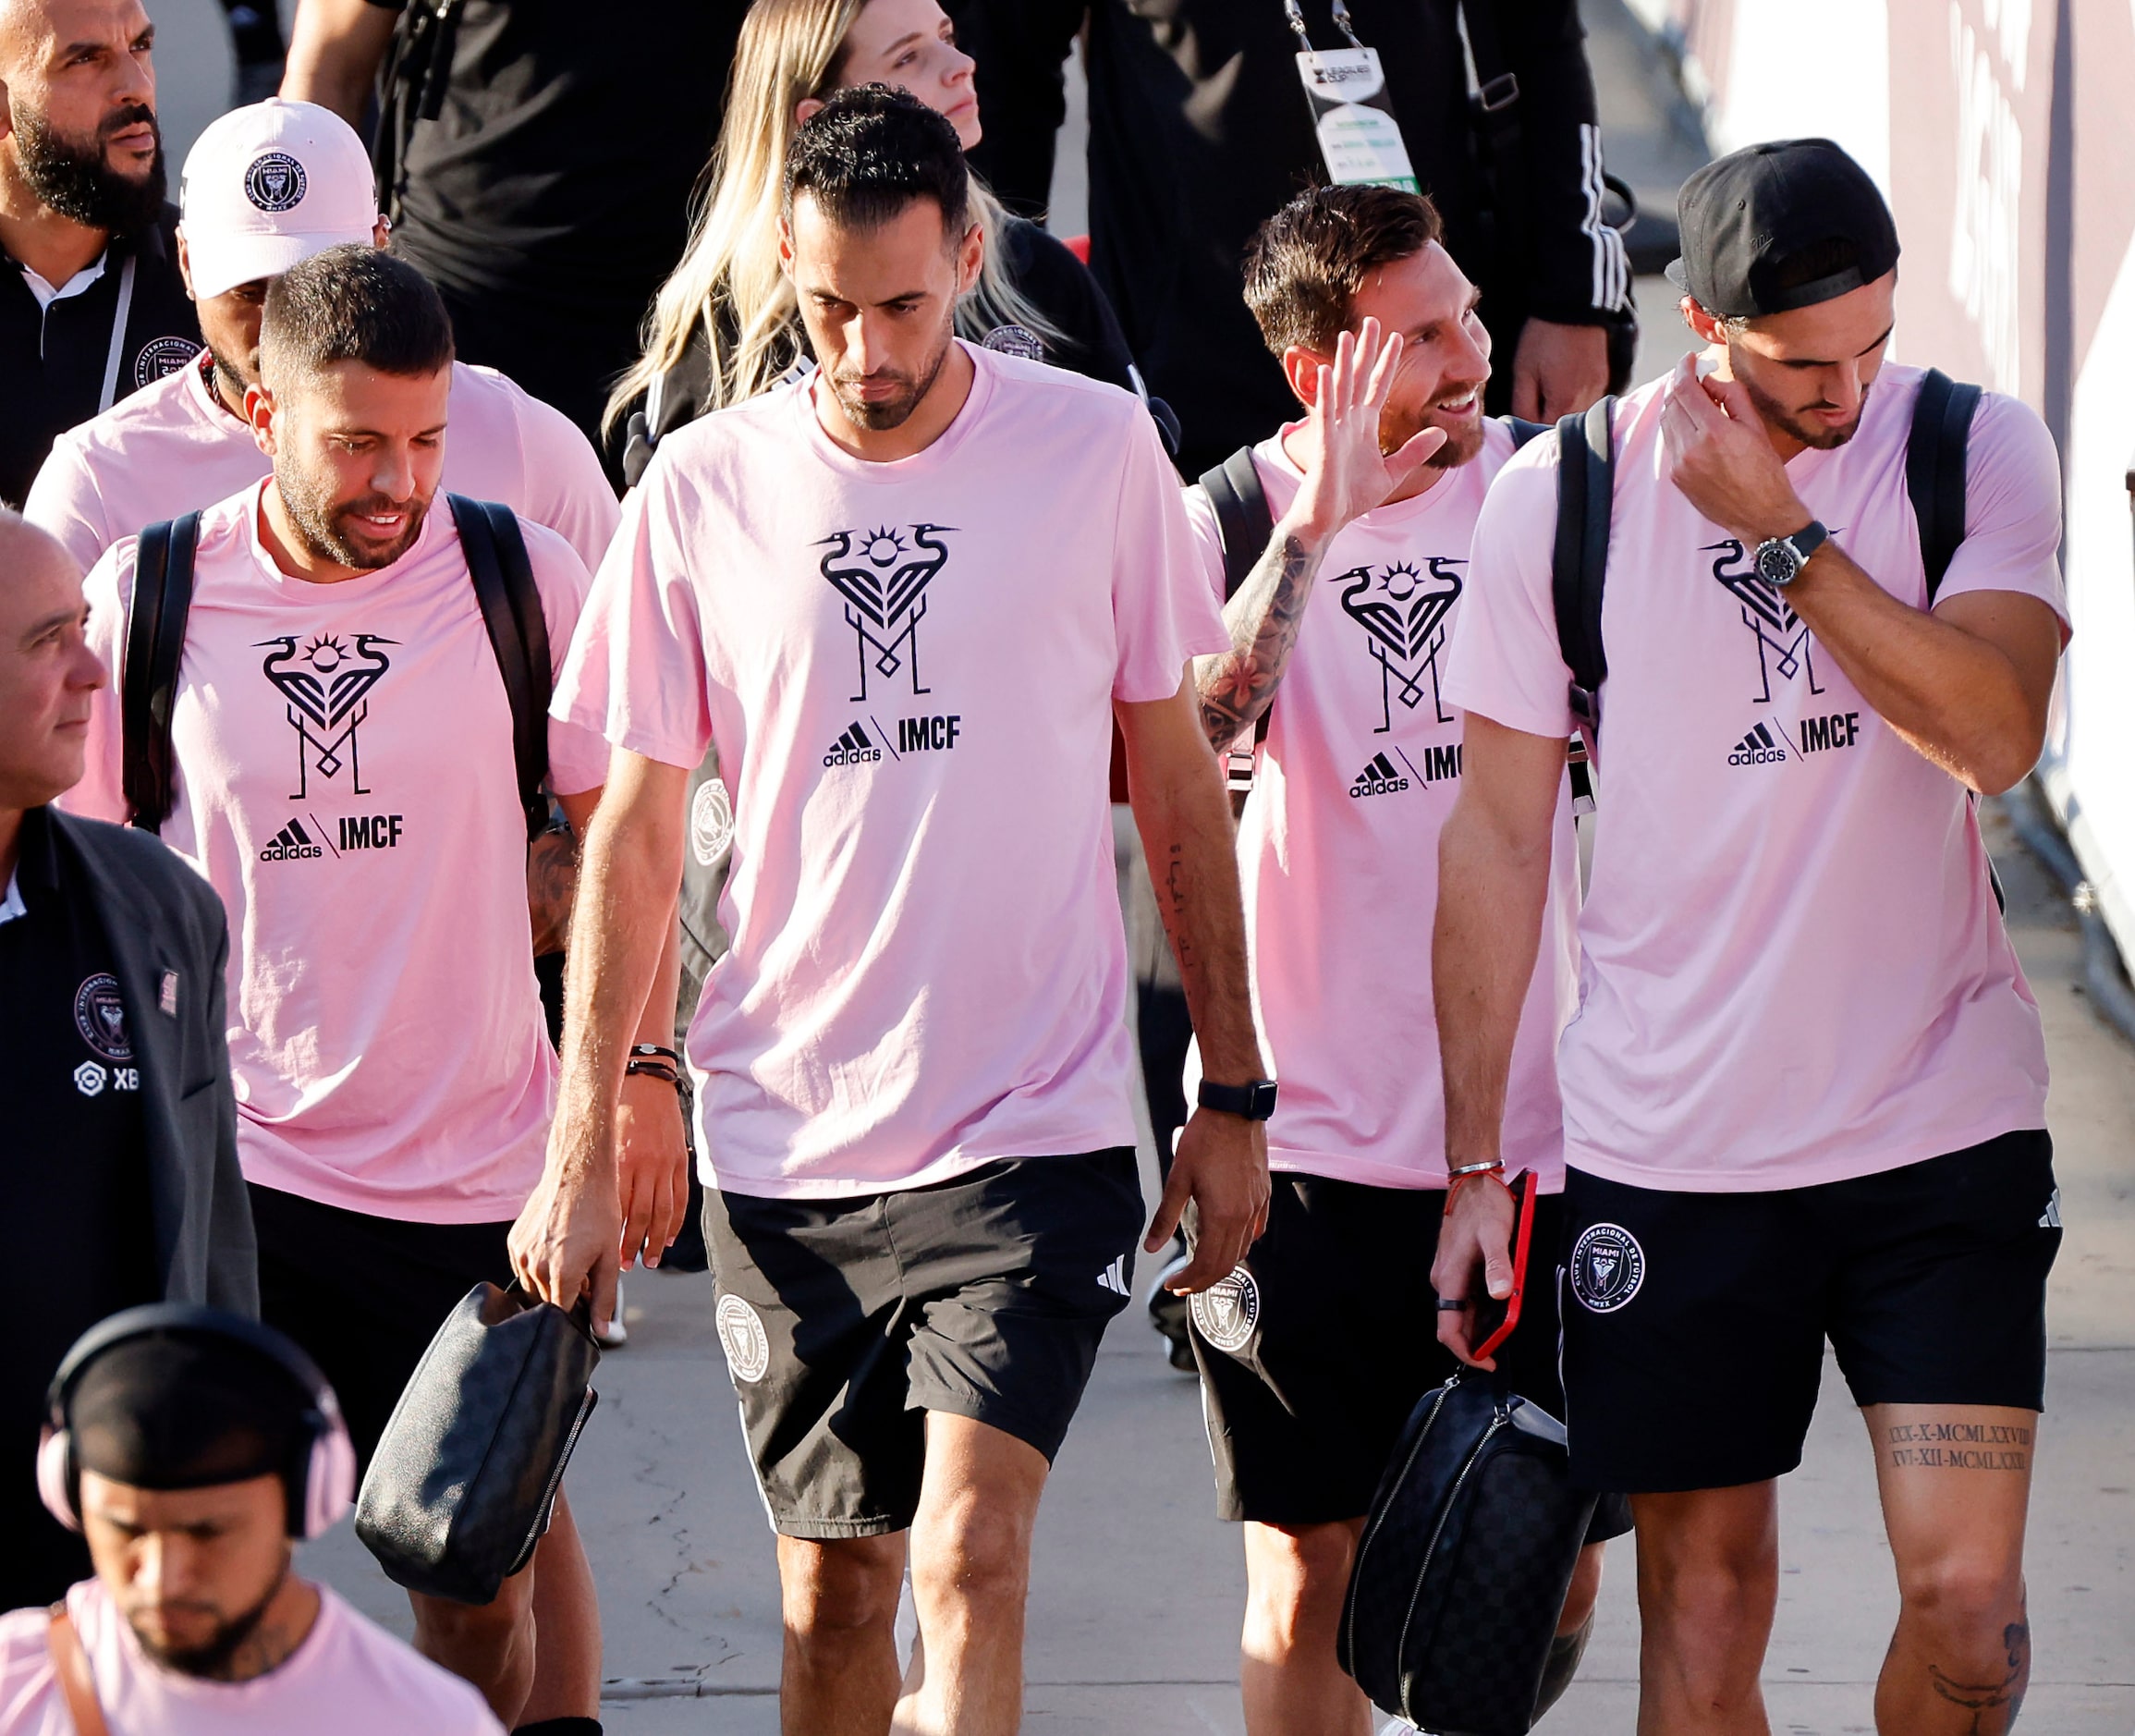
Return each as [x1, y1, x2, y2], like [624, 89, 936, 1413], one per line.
[0, 808, 159, 1608]
[1, 208, 201, 507]
[947, 0, 1621, 474]
[365, 0, 750, 437]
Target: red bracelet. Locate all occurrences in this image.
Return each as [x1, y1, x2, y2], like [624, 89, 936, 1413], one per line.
[1445, 1168, 1513, 1208]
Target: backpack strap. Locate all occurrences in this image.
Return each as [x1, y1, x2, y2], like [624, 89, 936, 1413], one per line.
[1502, 416, 1550, 451]
[1552, 397, 1615, 740]
[1198, 447, 1273, 604]
[449, 495, 554, 843]
[119, 511, 201, 834]
[1906, 367, 1981, 605]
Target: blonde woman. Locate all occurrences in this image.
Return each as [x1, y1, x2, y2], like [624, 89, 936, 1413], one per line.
[610, 0, 1151, 481]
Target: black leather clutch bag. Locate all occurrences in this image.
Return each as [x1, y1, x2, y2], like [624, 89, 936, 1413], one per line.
[1337, 1370, 1597, 1736]
[355, 1282, 601, 1605]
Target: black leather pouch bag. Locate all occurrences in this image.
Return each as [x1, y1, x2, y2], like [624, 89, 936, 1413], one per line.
[1337, 1371, 1597, 1735]
[356, 1282, 601, 1604]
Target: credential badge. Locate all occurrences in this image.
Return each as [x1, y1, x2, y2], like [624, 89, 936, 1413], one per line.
[1568, 1222, 1646, 1314]
[1190, 1265, 1261, 1354]
[714, 1293, 772, 1384]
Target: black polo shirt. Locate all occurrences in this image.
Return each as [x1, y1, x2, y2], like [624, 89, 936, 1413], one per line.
[0, 205, 201, 509]
[0, 806, 159, 1609]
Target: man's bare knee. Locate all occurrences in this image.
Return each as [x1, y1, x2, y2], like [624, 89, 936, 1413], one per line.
[1897, 1555, 2027, 1652]
[779, 1534, 906, 1644]
[910, 1492, 1033, 1608]
[1243, 1521, 1357, 1646]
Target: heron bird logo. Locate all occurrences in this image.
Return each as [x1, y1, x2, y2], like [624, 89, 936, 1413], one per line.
[1705, 538, 1825, 703]
[818, 523, 955, 703]
[256, 631, 396, 799]
[1337, 556, 1464, 732]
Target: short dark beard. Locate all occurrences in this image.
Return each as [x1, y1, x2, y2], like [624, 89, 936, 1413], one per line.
[131, 1559, 287, 1681]
[205, 344, 255, 416]
[826, 322, 954, 433]
[276, 456, 428, 570]
[14, 104, 166, 235]
[1738, 366, 1869, 451]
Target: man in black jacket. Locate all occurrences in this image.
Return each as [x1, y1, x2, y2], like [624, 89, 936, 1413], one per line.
[946, 0, 1630, 474]
[0, 509, 251, 1612]
[0, 0, 201, 507]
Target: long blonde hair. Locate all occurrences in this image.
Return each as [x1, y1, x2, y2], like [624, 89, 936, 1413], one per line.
[604, 0, 1062, 434]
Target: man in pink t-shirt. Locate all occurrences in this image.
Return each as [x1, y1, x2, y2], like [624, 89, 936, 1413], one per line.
[1436, 141, 2065, 1734]
[512, 91, 1263, 1736]
[59, 247, 673, 1732]
[1176, 185, 1625, 1736]
[0, 1306, 499, 1736]
[22, 99, 619, 591]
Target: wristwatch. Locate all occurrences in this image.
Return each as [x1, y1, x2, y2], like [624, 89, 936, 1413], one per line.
[1753, 520, 1829, 588]
[1198, 1078, 1279, 1121]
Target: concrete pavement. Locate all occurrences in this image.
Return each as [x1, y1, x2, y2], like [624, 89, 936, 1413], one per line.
[304, 796, 2135, 1734]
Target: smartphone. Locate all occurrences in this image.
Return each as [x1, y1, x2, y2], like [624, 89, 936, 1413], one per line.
[1468, 1168, 1536, 1365]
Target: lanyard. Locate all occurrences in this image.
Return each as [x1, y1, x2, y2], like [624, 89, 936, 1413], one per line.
[1281, 2, 1421, 193]
[1283, 0, 1364, 49]
[97, 252, 138, 414]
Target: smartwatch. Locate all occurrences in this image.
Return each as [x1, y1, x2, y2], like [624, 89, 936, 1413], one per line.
[1753, 520, 1828, 588]
[1198, 1078, 1279, 1121]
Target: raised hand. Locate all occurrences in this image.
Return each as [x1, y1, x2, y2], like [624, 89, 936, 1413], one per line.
[1287, 316, 1448, 544]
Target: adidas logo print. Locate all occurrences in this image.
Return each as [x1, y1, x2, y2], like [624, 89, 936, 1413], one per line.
[1348, 752, 1409, 799]
[1097, 1254, 1130, 1297]
[2039, 1189, 2062, 1229]
[823, 721, 883, 767]
[1726, 722, 1787, 766]
[258, 818, 323, 862]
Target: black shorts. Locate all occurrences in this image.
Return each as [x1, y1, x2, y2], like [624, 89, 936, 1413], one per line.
[1559, 1130, 2061, 1493]
[703, 1150, 1144, 1539]
[1190, 1173, 1632, 1541]
[250, 1184, 516, 1474]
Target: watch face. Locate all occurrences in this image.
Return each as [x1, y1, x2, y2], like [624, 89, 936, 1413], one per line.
[1757, 541, 1799, 586]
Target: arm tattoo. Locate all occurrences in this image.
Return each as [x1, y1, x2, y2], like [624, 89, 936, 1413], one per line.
[1194, 532, 1322, 752]
[527, 825, 581, 959]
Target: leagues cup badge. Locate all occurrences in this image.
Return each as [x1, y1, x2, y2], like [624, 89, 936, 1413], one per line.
[1568, 1223, 1646, 1313]
[1190, 1265, 1260, 1354]
[714, 1294, 772, 1383]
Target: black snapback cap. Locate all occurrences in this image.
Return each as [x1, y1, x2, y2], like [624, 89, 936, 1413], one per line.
[1666, 138, 1899, 319]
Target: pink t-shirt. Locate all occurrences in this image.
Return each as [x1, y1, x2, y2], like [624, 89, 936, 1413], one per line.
[0, 1580, 502, 1736]
[556, 343, 1227, 1198]
[1185, 422, 1580, 1192]
[64, 483, 612, 1221]
[1445, 363, 2065, 1192]
[24, 351, 619, 576]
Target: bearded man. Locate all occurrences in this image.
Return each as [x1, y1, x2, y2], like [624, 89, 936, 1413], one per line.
[60, 244, 654, 1736]
[1, 0, 200, 506]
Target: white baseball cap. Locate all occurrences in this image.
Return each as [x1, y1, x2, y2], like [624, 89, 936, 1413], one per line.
[178, 100, 381, 300]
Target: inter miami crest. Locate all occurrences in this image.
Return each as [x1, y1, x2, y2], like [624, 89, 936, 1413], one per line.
[1568, 1222, 1646, 1314]
[257, 632, 396, 799]
[244, 151, 307, 213]
[818, 524, 955, 703]
[1706, 538, 1825, 703]
[1336, 556, 1464, 732]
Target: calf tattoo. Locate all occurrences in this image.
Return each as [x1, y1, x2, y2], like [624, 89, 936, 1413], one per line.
[1884, 1420, 2031, 1473]
[1928, 1620, 2030, 1733]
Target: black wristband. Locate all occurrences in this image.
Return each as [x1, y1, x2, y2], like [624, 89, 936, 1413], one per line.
[1197, 1078, 1278, 1121]
[629, 1043, 682, 1067]
[624, 1058, 683, 1091]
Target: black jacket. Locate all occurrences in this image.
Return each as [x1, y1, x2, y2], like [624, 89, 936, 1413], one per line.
[47, 810, 255, 1314]
[946, 0, 1627, 472]
[1, 208, 201, 509]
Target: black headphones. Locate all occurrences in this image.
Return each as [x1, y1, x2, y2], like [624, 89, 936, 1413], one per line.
[38, 1304, 357, 1540]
